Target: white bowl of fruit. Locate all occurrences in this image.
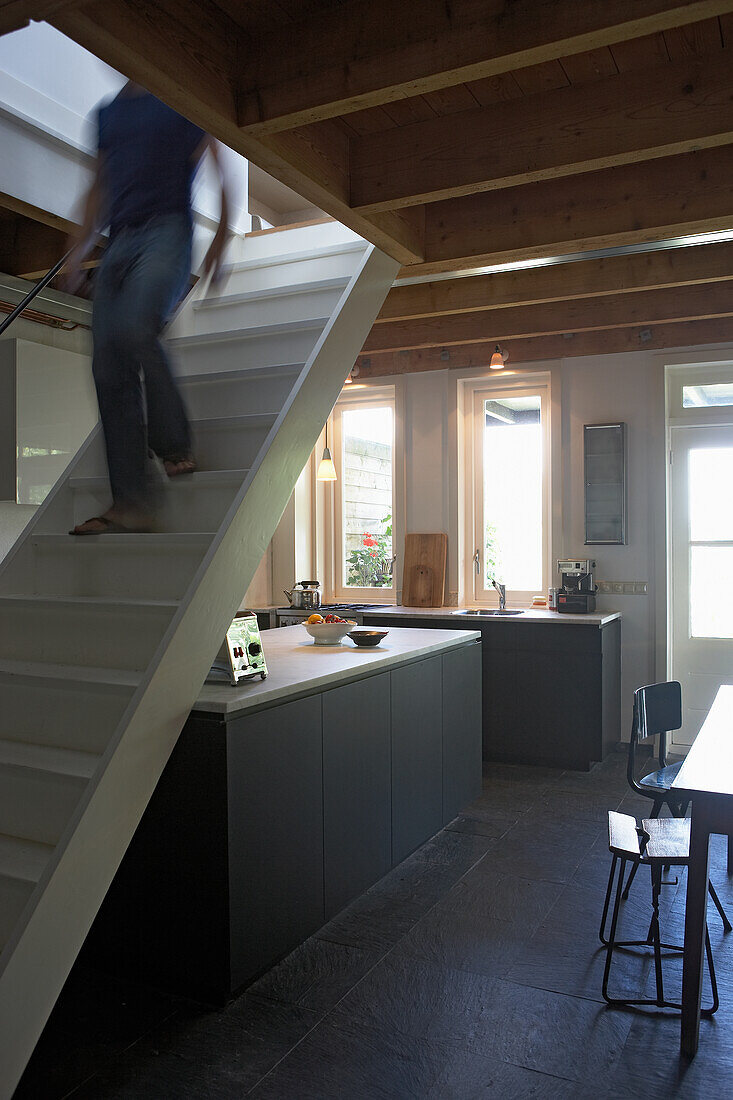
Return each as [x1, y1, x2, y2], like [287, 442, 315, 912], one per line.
[304, 613, 357, 645]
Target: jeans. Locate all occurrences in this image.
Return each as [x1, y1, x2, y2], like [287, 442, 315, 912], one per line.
[92, 214, 193, 512]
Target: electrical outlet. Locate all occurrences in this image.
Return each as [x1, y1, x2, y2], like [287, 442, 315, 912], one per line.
[612, 582, 624, 594]
[622, 582, 636, 595]
[597, 581, 612, 594]
[634, 582, 648, 595]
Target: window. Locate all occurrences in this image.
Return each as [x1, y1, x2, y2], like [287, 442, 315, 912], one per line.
[464, 378, 550, 605]
[329, 387, 398, 599]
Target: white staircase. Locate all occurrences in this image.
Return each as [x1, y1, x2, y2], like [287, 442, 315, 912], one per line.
[0, 222, 398, 1097]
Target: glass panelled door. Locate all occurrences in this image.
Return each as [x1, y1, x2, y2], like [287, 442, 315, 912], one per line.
[670, 425, 733, 748]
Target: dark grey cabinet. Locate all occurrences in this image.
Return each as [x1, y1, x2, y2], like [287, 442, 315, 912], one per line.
[323, 674, 391, 917]
[390, 657, 443, 864]
[363, 614, 621, 770]
[442, 641, 483, 822]
[227, 697, 324, 988]
[84, 642, 481, 1001]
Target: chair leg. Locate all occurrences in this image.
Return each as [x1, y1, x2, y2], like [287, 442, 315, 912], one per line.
[703, 925, 720, 1016]
[602, 853, 627, 1004]
[600, 854, 620, 945]
[650, 864, 665, 1007]
[728, 833, 733, 876]
[708, 879, 732, 933]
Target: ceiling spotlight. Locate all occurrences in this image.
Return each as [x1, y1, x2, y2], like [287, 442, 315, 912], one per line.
[489, 345, 508, 370]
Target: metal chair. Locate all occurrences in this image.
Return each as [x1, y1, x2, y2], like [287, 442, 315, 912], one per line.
[622, 681, 688, 899]
[600, 811, 730, 1013]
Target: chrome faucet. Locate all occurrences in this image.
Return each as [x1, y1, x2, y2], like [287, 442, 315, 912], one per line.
[491, 579, 506, 610]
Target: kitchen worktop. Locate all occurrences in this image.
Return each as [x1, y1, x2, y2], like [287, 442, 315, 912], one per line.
[361, 605, 621, 626]
[193, 623, 480, 718]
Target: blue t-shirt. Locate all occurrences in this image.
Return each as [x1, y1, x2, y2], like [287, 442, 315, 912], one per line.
[97, 91, 206, 236]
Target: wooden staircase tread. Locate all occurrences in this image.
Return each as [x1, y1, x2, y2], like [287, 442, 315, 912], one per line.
[0, 657, 140, 688]
[0, 834, 53, 884]
[0, 595, 179, 610]
[222, 239, 366, 274]
[30, 532, 215, 548]
[193, 276, 349, 309]
[0, 738, 100, 779]
[169, 316, 329, 347]
[179, 363, 302, 385]
[190, 412, 278, 430]
[69, 469, 252, 490]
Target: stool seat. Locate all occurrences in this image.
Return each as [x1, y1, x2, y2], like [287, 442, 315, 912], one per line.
[638, 761, 683, 793]
[601, 811, 729, 1015]
[642, 816, 690, 863]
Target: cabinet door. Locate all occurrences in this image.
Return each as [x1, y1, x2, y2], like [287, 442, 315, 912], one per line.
[227, 695, 324, 989]
[514, 624, 601, 769]
[323, 673, 391, 918]
[391, 657, 443, 864]
[482, 623, 519, 760]
[442, 642, 482, 823]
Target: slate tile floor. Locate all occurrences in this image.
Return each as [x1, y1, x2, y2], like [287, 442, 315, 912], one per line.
[17, 749, 733, 1099]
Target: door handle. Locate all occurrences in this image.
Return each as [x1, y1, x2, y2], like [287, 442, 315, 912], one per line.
[473, 548, 481, 575]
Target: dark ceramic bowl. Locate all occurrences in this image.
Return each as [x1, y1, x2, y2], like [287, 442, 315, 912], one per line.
[347, 630, 389, 648]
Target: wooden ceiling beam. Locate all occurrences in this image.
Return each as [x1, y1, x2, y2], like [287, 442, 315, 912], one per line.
[237, 0, 733, 134]
[379, 241, 733, 322]
[51, 1, 424, 263]
[356, 317, 733, 376]
[409, 144, 733, 277]
[0, 0, 82, 36]
[364, 281, 733, 354]
[352, 47, 733, 212]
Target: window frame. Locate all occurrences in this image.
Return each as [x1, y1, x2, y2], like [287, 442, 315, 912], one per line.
[462, 375, 551, 608]
[326, 384, 402, 603]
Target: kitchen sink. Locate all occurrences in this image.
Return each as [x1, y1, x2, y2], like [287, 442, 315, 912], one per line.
[452, 609, 524, 616]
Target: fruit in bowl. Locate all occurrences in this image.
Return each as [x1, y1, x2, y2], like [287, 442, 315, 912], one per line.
[304, 618, 357, 645]
[306, 613, 324, 624]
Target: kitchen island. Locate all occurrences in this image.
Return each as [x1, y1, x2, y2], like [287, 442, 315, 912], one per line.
[361, 606, 621, 770]
[85, 625, 482, 1001]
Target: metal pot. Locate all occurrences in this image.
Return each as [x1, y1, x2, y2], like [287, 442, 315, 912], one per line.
[299, 581, 321, 610]
[283, 583, 306, 608]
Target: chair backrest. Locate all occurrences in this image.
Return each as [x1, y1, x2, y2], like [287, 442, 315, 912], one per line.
[627, 680, 682, 793]
[633, 681, 682, 743]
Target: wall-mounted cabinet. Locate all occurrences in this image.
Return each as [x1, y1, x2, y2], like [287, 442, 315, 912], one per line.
[584, 423, 627, 545]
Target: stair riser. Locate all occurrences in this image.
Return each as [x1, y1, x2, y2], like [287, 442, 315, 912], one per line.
[180, 372, 295, 419]
[71, 481, 240, 534]
[0, 679, 131, 754]
[172, 327, 321, 373]
[0, 876, 35, 952]
[192, 285, 346, 333]
[222, 250, 361, 295]
[192, 423, 273, 472]
[28, 544, 206, 599]
[0, 768, 87, 845]
[0, 605, 175, 671]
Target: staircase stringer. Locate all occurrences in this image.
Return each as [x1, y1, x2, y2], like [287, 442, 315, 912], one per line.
[0, 243, 399, 1099]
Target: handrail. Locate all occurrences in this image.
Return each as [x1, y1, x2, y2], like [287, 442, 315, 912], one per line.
[0, 249, 73, 338]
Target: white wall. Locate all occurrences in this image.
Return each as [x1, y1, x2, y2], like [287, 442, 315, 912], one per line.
[0, 502, 36, 561]
[345, 340, 733, 734]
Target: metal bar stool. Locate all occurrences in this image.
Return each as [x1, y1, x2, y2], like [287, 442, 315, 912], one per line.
[599, 811, 731, 1013]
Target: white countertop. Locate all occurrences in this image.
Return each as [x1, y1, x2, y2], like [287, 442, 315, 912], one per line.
[360, 605, 621, 626]
[192, 624, 481, 718]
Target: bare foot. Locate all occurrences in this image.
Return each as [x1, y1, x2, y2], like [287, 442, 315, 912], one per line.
[163, 454, 197, 478]
[69, 508, 154, 535]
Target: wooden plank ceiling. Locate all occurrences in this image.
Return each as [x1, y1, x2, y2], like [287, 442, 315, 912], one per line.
[5, 0, 733, 372]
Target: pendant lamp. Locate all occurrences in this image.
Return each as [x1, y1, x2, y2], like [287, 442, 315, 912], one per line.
[317, 419, 337, 481]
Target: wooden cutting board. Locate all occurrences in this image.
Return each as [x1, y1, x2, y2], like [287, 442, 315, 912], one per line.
[402, 533, 447, 606]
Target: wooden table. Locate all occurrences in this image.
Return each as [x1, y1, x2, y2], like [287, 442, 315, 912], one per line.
[672, 684, 733, 1056]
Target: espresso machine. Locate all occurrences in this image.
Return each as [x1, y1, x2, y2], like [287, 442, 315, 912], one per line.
[556, 559, 597, 614]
